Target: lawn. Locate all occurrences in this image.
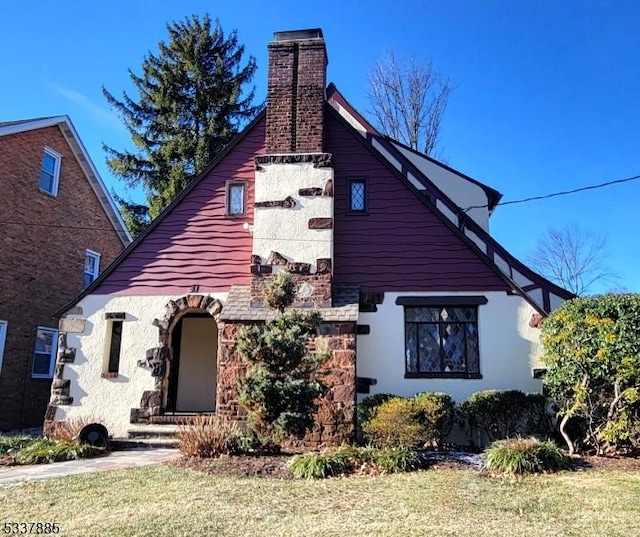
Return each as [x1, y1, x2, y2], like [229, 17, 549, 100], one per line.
[1, 464, 638, 536]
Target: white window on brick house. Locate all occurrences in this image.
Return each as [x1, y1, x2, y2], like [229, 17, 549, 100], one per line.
[0, 320, 7, 374]
[84, 250, 101, 288]
[32, 326, 58, 378]
[39, 147, 62, 196]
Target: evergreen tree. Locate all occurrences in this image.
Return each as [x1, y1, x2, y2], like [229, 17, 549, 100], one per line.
[103, 15, 259, 235]
[237, 272, 328, 443]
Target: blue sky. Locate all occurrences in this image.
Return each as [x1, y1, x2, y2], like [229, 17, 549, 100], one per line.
[2, 0, 638, 292]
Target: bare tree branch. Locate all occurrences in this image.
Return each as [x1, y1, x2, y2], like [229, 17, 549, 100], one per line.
[367, 49, 453, 156]
[527, 225, 619, 295]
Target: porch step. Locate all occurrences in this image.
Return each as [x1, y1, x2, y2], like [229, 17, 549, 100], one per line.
[149, 412, 214, 425]
[110, 437, 180, 450]
[127, 424, 180, 439]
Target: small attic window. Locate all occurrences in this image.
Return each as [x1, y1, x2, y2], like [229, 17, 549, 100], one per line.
[226, 180, 246, 217]
[39, 147, 62, 196]
[348, 177, 367, 214]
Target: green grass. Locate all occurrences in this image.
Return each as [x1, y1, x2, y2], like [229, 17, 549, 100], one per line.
[1, 464, 639, 536]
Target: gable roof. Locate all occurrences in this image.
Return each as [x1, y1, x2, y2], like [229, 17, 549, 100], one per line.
[54, 110, 268, 317]
[0, 116, 132, 246]
[326, 83, 574, 313]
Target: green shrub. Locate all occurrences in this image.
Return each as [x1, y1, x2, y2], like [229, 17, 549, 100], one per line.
[12, 438, 100, 465]
[372, 447, 424, 473]
[357, 393, 396, 426]
[287, 451, 348, 479]
[363, 397, 425, 448]
[177, 415, 243, 458]
[287, 446, 425, 479]
[483, 437, 570, 475]
[0, 436, 36, 455]
[458, 390, 552, 442]
[413, 392, 455, 447]
[363, 393, 456, 448]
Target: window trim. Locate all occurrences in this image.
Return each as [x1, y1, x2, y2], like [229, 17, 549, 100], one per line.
[347, 177, 368, 215]
[225, 180, 247, 218]
[39, 146, 62, 197]
[0, 320, 7, 374]
[83, 250, 101, 289]
[32, 326, 58, 379]
[401, 297, 485, 379]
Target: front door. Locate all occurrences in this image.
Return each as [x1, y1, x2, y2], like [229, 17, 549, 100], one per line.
[168, 315, 217, 412]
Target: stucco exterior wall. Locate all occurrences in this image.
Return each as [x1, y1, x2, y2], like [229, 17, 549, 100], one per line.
[394, 145, 490, 231]
[356, 291, 543, 403]
[253, 161, 333, 268]
[54, 292, 226, 437]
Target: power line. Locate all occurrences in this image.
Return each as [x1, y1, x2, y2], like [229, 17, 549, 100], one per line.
[465, 173, 640, 211]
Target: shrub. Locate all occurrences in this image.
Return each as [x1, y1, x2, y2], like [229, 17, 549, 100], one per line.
[372, 447, 424, 473]
[287, 450, 348, 479]
[483, 437, 570, 475]
[287, 446, 426, 479]
[363, 397, 425, 448]
[458, 390, 552, 443]
[413, 391, 455, 447]
[177, 415, 242, 458]
[357, 393, 396, 427]
[12, 438, 100, 465]
[541, 294, 640, 454]
[363, 393, 456, 448]
[0, 436, 36, 456]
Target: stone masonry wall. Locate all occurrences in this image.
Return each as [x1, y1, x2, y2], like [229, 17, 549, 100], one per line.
[216, 321, 356, 448]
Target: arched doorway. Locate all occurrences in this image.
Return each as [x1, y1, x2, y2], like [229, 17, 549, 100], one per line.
[166, 312, 218, 412]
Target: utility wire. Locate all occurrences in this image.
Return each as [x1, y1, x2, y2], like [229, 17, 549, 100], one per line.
[464, 173, 640, 211]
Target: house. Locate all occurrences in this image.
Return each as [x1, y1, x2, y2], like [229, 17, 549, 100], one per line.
[46, 29, 573, 446]
[0, 116, 131, 431]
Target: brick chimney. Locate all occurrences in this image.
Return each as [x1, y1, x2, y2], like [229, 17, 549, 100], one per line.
[266, 29, 327, 153]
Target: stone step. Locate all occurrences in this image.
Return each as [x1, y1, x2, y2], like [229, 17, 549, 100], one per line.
[111, 437, 180, 450]
[127, 424, 180, 439]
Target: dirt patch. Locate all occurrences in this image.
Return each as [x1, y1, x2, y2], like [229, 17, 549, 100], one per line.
[571, 454, 640, 471]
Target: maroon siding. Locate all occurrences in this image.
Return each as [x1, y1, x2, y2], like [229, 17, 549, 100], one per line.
[95, 119, 266, 295]
[328, 113, 509, 292]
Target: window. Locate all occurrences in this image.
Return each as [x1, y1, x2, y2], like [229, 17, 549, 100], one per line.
[348, 178, 367, 213]
[0, 321, 7, 374]
[398, 296, 487, 379]
[33, 327, 58, 378]
[226, 180, 246, 217]
[39, 147, 62, 196]
[104, 320, 123, 377]
[83, 250, 101, 288]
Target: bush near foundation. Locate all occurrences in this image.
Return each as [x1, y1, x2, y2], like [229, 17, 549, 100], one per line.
[362, 392, 455, 449]
[0, 436, 101, 466]
[541, 294, 640, 455]
[458, 390, 552, 443]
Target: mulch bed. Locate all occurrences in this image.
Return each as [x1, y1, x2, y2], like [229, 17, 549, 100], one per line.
[171, 451, 640, 479]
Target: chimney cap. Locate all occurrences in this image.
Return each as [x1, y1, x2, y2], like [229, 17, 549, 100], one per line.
[273, 28, 324, 42]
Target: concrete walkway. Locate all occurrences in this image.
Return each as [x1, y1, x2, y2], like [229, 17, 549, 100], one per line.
[0, 448, 180, 484]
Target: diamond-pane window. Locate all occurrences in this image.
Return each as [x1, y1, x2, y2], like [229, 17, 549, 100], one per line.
[226, 181, 246, 216]
[404, 305, 481, 378]
[349, 178, 367, 212]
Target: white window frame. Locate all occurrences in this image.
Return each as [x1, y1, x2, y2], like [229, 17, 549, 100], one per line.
[32, 326, 58, 379]
[39, 146, 62, 196]
[83, 249, 101, 288]
[0, 321, 7, 374]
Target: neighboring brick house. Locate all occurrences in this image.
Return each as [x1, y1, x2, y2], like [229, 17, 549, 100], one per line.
[48, 30, 573, 446]
[0, 117, 131, 430]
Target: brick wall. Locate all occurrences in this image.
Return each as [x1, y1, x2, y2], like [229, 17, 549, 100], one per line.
[0, 126, 125, 430]
[266, 33, 327, 154]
